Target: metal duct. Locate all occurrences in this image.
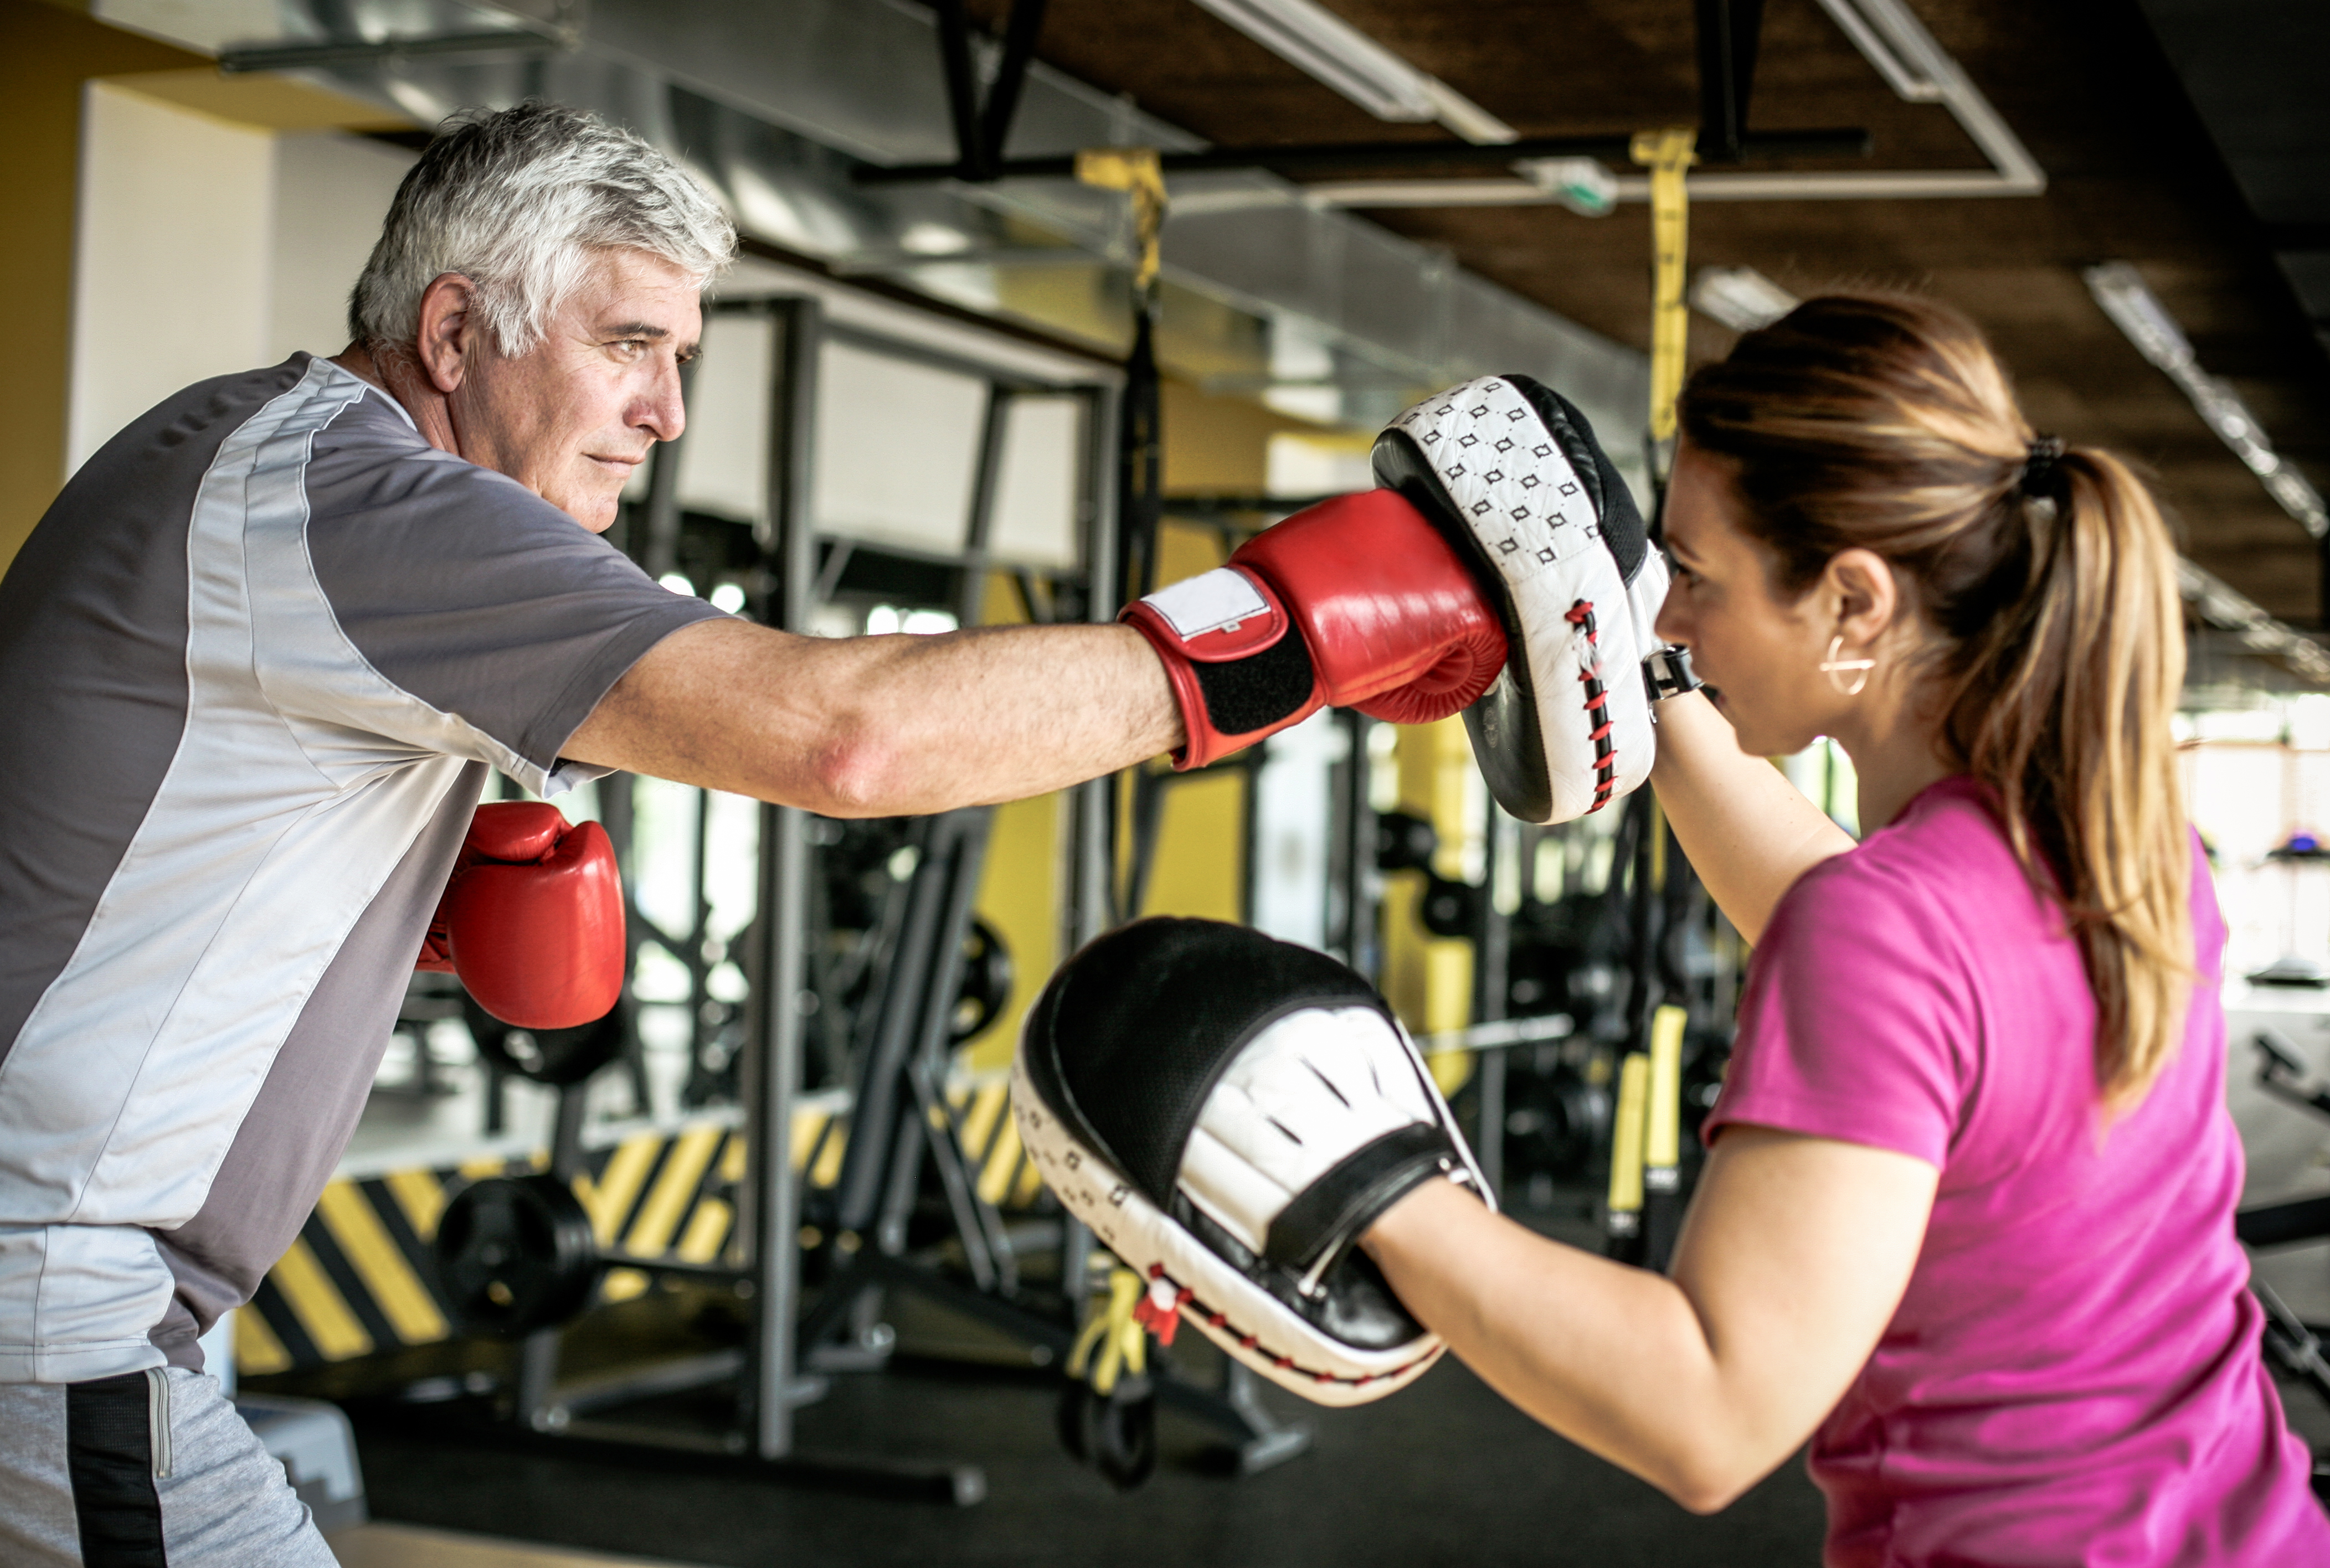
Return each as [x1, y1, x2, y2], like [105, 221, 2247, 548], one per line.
[132, 0, 1648, 455]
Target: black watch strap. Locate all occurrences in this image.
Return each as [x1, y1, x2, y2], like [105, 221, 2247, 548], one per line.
[1643, 644, 1702, 703]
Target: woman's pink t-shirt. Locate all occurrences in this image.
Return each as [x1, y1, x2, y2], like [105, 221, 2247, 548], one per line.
[1707, 775, 2328, 1566]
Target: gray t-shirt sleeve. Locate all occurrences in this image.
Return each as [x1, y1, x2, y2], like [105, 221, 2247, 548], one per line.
[294, 396, 726, 790]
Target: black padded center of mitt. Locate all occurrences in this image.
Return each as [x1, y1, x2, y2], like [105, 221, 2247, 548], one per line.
[1026, 917, 1386, 1206]
[1190, 631, 1314, 739]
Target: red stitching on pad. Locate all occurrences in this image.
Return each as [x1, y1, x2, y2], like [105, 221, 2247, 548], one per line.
[1126, 1263, 1437, 1389]
[1566, 599, 1619, 813]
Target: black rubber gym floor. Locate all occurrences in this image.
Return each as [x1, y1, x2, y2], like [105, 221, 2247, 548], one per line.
[307, 1196, 2330, 1566]
[347, 1349, 1829, 1568]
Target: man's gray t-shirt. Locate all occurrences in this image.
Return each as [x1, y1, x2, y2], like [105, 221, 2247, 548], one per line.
[0, 354, 724, 1383]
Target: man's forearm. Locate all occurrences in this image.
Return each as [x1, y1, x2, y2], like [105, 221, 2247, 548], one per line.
[1648, 692, 1853, 943]
[565, 617, 1182, 814]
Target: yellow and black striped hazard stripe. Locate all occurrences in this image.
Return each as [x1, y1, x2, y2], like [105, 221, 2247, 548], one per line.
[241, 1079, 1046, 1375]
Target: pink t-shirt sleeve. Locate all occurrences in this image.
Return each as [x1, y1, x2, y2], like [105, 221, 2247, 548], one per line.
[1706, 854, 1974, 1168]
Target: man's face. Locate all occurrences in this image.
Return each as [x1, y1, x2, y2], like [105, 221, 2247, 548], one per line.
[449, 249, 701, 533]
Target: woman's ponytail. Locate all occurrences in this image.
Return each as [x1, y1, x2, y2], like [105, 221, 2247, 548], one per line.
[1679, 295, 2193, 1107]
[1941, 447, 2192, 1105]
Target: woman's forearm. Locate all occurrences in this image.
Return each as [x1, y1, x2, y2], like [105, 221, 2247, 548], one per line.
[1363, 1180, 1760, 1511]
[1650, 692, 1853, 943]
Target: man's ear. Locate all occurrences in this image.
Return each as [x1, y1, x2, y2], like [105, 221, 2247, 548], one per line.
[413, 273, 481, 396]
[1825, 546, 1901, 649]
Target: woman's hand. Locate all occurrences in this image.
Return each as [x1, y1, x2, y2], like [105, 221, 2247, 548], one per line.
[1650, 691, 1855, 943]
[1363, 1126, 1937, 1512]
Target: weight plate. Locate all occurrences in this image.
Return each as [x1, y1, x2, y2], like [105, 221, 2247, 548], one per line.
[462, 992, 627, 1086]
[950, 917, 1015, 1043]
[434, 1173, 599, 1336]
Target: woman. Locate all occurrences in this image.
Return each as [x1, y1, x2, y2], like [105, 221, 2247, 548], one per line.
[1363, 294, 2330, 1562]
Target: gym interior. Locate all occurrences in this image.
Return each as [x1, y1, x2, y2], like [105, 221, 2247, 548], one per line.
[6, 0, 2329, 1563]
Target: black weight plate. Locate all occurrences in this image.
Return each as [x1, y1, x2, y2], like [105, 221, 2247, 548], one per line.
[950, 917, 1015, 1044]
[1091, 1378, 1158, 1492]
[462, 992, 627, 1086]
[435, 1173, 598, 1336]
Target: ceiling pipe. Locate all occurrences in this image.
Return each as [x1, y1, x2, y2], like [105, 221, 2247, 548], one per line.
[1249, 0, 2044, 209]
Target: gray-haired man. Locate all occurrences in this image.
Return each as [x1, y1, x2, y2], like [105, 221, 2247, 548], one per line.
[0, 100, 1514, 1562]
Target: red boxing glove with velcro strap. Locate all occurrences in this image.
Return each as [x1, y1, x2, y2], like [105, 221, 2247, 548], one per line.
[415, 801, 626, 1030]
[1121, 489, 1508, 769]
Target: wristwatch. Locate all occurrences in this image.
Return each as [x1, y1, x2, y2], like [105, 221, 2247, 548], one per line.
[1643, 644, 1703, 703]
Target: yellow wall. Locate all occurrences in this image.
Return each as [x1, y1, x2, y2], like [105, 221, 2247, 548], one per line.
[1, 6, 411, 575]
[0, 1, 205, 572]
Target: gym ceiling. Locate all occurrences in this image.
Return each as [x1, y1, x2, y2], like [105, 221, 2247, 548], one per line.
[85, 0, 2327, 635]
[957, 0, 2330, 627]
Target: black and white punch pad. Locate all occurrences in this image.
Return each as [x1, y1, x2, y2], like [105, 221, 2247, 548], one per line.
[1011, 919, 1490, 1407]
[1373, 375, 1670, 825]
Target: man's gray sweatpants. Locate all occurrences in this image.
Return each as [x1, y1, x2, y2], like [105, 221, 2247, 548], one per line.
[0, 1368, 337, 1567]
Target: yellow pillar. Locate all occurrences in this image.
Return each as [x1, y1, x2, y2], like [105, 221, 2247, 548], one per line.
[1381, 717, 1478, 1091]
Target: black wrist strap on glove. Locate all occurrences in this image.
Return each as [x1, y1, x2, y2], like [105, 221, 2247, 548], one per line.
[1643, 645, 1702, 704]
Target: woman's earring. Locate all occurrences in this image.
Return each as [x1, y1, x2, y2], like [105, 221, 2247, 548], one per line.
[1819, 634, 1875, 697]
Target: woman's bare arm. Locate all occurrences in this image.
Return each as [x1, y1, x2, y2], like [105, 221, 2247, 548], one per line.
[1650, 692, 1856, 942]
[1365, 1127, 1936, 1512]
[562, 617, 1181, 816]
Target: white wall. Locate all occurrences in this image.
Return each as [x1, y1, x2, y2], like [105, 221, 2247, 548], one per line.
[269, 131, 416, 362]
[68, 91, 414, 476]
[68, 82, 274, 473]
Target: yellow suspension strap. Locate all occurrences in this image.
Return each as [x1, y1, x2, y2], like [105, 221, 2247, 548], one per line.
[1059, 1259, 1163, 1489]
[1066, 1262, 1151, 1396]
[1074, 147, 1168, 302]
[1640, 1003, 1690, 1270]
[1631, 127, 1699, 481]
[1604, 1050, 1650, 1265]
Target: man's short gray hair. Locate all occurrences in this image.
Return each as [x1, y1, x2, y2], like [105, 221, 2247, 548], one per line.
[349, 101, 736, 355]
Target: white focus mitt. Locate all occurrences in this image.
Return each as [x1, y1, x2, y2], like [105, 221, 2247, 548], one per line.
[1373, 374, 1695, 824]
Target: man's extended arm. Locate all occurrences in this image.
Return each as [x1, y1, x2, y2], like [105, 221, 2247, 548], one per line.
[562, 618, 1183, 817]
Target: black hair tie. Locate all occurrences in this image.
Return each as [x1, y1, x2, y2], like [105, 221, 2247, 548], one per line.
[2020, 435, 2066, 497]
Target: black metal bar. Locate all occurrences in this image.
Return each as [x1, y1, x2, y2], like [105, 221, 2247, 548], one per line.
[217, 29, 565, 74]
[1696, 0, 1766, 165]
[979, 0, 1051, 173]
[958, 388, 1013, 627]
[2238, 1195, 2330, 1250]
[748, 295, 825, 1462]
[640, 359, 696, 582]
[832, 819, 959, 1233]
[854, 128, 1873, 185]
[930, 0, 989, 180]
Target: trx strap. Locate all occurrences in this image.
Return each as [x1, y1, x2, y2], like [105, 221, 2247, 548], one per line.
[1631, 127, 1699, 481]
[1073, 147, 1167, 296]
[1067, 1262, 1153, 1395]
[1604, 1050, 1649, 1261]
[1077, 146, 1169, 609]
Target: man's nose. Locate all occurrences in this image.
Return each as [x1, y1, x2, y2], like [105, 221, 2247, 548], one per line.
[639, 355, 686, 443]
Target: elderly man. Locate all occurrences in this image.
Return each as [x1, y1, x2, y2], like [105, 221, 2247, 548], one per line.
[0, 101, 1518, 1564]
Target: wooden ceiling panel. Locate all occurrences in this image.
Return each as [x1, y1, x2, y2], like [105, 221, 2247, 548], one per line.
[970, 0, 2329, 622]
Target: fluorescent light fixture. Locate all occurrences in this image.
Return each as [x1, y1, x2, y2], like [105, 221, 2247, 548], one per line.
[1690, 266, 1801, 331]
[1189, 0, 1516, 143]
[1515, 158, 1618, 218]
[2086, 261, 2329, 540]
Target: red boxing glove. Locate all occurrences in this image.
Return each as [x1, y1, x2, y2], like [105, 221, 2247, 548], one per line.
[415, 802, 625, 1030]
[1121, 489, 1508, 768]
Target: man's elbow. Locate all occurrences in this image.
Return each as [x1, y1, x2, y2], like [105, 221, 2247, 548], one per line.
[803, 724, 908, 817]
